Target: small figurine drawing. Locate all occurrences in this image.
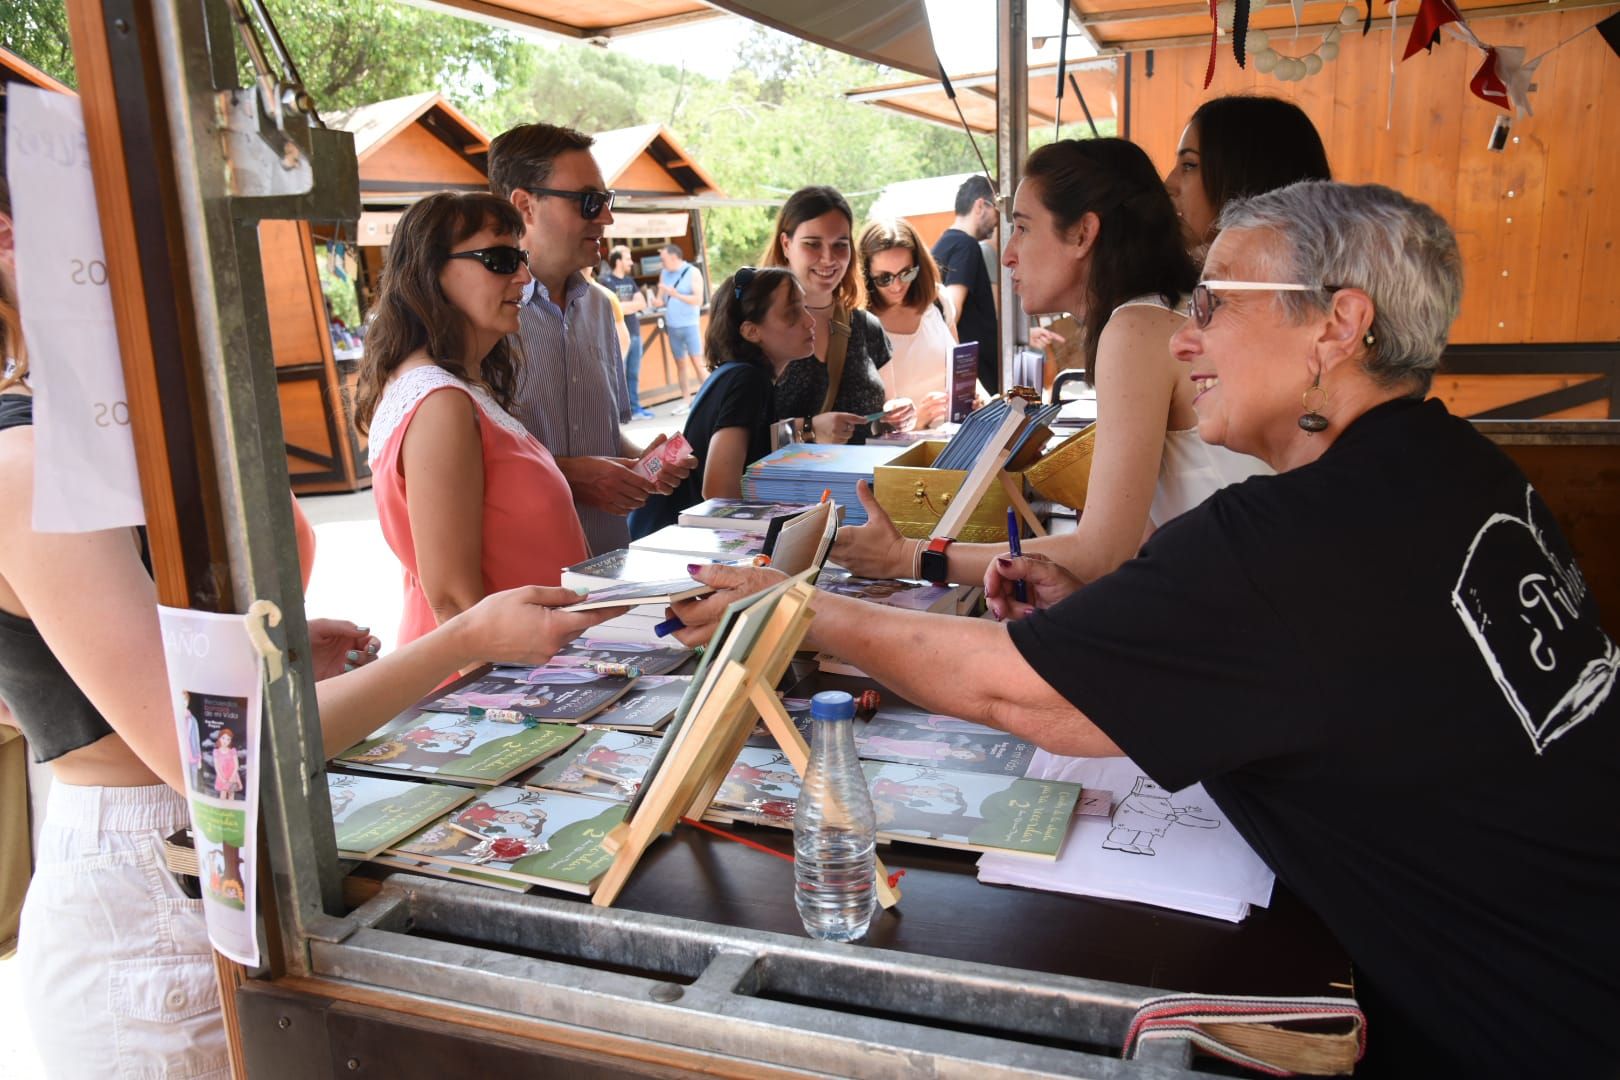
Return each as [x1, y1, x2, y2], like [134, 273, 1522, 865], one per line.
[212, 728, 243, 799]
[1102, 776, 1218, 856]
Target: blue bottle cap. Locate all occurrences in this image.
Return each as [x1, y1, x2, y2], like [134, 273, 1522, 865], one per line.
[809, 691, 856, 721]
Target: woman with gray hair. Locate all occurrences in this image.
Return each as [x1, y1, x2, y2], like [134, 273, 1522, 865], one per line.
[667, 181, 1619, 1076]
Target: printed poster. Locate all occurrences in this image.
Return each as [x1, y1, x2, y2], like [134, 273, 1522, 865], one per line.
[6, 85, 144, 532]
[158, 606, 263, 966]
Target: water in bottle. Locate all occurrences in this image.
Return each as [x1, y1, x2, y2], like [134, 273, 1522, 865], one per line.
[793, 691, 877, 942]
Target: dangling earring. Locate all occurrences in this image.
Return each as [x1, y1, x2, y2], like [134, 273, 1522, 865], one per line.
[1299, 370, 1329, 435]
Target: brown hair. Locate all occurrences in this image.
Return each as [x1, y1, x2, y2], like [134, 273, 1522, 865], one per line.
[704, 268, 799, 373]
[487, 123, 595, 201]
[1023, 138, 1197, 381]
[858, 218, 941, 314]
[354, 192, 524, 433]
[759, 186, 863, 312]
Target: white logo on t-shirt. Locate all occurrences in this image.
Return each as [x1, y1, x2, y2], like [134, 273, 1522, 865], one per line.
[1452, 485, 1617, 754]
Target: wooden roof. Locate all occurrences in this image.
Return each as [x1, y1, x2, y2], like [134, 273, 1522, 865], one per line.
[591, 123, 724, 197]
[326, 92, 493, 202]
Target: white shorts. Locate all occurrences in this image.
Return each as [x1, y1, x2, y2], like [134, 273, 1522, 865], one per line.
[18, 781, 230, 1079]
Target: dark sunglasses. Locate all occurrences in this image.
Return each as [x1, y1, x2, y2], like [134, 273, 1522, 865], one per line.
[733, 266, 758, 300]
[525, 186, 616, 220]
[444, 245, 528, 275]
[869, 265, 920, 290]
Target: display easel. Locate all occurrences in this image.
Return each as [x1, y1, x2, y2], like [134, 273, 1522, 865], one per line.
[592, 579, 902, 909]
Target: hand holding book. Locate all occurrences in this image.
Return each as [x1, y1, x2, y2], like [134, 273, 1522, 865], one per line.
[663, 563, 788, 648]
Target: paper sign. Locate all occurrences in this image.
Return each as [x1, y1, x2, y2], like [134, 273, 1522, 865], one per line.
[6, 85, 144, 532]
[158, 606, 264, 966]
[948, 341, 979, 424]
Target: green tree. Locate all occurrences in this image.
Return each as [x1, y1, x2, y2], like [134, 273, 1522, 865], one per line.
[1, 0, 74, 87]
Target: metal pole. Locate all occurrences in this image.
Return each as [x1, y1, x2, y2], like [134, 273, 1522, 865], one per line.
[997, 0, 1029, 392]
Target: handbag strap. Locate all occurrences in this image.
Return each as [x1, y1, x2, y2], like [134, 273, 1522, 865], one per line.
[819, 307, 852, 414]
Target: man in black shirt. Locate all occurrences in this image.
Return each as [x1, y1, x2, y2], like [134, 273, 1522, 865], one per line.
[931, 175, 1000, 393]
[602, 245, 654, 419]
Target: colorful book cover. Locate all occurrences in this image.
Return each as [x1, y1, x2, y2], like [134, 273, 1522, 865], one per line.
[526, 729, 662, 802]
[546, 639, 695, 677]
[855, 708, 1039, 777]
[585, 675, 691, 731]
[327, 773, 475, 859]
[815, 567, 961, 613]
[389, 786, 627, 894]
[417, 668, 635, 722]
[743, 442, 904, 477]
[863, 762, 1081, 859]
[336, 712, 582, 785]
[743, 695, 813, 748]
[706, 747, 801, 828]
[678, 499, 812, 532]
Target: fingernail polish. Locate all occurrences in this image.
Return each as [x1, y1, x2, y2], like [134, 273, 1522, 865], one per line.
[686, 563, 702, 574]
[996, 556, 1013, 566]
[366, 641, 380, 654]
[345, 650, 362, 661]
[343, 663, 355, 672]
[572, 586, 591, 596]
[356, 626, 369, 634]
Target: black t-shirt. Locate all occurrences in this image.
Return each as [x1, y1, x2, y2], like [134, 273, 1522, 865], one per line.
[629, 361, 775, 537]
[601, 271, 641, 332]
[772, 308, 889, 444]
[931, 228, 998, 393]
[1008, 398, 1620, 1077]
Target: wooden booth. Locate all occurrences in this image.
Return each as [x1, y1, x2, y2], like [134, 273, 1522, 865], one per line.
[590, 123, 724, 408]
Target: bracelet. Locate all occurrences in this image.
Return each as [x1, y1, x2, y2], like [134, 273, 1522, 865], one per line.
[909, 538, 924, 580]
[802, 416, 816, 443]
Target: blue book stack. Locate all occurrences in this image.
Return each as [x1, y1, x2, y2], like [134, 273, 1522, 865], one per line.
[740, 443, 908, 525]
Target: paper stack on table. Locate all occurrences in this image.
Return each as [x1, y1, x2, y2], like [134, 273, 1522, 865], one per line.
[978, 752, 1275, 922]
[740, 443, 906, 524]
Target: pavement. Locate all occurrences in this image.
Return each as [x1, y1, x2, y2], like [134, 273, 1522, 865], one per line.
[0, 398, 693, 1075]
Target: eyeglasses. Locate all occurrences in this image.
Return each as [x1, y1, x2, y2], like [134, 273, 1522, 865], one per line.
[869, 265, 921, 289]
[1189, 280, 1339, 329]
[444, 245, 529, 275]
[733, 266, 757, 300]
[524, 186, 616, 220]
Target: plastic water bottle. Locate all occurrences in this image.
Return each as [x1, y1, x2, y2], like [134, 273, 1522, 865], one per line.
[793, 691, 877, 942]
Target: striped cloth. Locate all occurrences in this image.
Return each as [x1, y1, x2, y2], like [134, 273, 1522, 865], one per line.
[511, 273, 633, 554]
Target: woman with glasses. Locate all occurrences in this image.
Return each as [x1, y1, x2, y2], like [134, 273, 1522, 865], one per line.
[859, 218, 969, 431]
[835, 138, 1269, 588]
[630, 267, 812, 536]
[0, 164, 615, 1074]
[355, 191, 589, 647]
[761, 186, 914, 443]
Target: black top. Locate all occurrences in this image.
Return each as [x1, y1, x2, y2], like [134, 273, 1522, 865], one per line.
[629, 361, 776, 538]
[931, 228, 998, 393]
[601, 271, 641, 332]
[771, 308, 889, 444]
[1009, 398, 1620, 1077]
[0, 394, 118, 762]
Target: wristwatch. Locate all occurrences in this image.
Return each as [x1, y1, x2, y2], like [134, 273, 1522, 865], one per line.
[919, 536, 955, 584]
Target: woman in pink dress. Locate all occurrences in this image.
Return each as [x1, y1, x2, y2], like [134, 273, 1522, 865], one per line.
[356, 193, 589, 645]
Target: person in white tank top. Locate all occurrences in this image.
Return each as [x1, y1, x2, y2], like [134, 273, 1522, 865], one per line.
[835, 138, 1270, 587]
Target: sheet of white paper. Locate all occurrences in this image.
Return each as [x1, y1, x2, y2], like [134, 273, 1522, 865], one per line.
[158, 606, 263, 967]
[978, 752, 1275, 922]
[7, 85, 145, 532]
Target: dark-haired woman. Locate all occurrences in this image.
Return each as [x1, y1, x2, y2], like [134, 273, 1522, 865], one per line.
[761, 186, 912, 443]
[834, 138, 1270, 586]
[1164, 95, 1331, 259]
[355, 191, 587, 646]
[630, 268, 813, 536]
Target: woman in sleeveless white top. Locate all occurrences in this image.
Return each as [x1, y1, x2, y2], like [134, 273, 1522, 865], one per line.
[878, 295, 957, 425]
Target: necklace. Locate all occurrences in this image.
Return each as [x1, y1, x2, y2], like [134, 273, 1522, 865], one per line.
[805, 300, 834, 311]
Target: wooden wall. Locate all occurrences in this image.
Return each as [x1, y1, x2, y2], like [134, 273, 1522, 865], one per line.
[1126, 6, 1620, 346]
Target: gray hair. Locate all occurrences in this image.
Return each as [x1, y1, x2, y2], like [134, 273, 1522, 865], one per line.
[1217, 181, 1462, 393]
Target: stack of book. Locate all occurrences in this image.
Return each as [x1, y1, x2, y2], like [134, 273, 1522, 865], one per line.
[676, 498, 814, 533]
[630, 525, 766, 560]
[740, 444, 906, 525]
[933, 400, 1064, 472]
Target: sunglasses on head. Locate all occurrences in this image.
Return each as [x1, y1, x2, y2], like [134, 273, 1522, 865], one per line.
[869, 265, 920, 290]
[525, 186, 616, 220]
[444, 245, 529, 275]
[732, 266, 758, 300]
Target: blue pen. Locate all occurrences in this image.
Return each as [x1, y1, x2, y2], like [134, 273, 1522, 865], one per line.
[653, 614, 685, 638]
[1006, 507, 1028, 604]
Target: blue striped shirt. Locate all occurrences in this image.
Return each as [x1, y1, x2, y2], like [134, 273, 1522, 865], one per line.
[511, 273, 632, 554]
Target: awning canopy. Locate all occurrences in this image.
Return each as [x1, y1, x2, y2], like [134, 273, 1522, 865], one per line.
[847, 59, 1121, 135]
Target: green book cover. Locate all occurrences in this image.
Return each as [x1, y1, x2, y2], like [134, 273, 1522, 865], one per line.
[327, 773, 474, 858]
[526, 729, 662, 802]
[863, 762, 1081, 859]
[336, 712, 582, 785]
[389, 786, 627, 893]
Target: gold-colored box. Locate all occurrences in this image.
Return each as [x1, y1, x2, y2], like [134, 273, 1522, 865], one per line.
[872, 441, 1019, 544]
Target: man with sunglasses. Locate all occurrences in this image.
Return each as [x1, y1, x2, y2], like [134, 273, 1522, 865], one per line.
[489, 123, 692, 554]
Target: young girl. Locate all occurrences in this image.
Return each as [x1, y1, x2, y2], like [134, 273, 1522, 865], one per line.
[356, 192, 588, 646]
[835, 138, 1270, 587]
[630, 267, 813, 536]
[760, 187, 913, 443]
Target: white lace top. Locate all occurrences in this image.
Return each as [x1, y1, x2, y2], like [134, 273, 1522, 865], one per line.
[367, 365, 532, 468]
[878, 300, 958, 408]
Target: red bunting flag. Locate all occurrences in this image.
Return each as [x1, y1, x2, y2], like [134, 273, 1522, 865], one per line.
[1403, 0, 1462, 60]
[1205, 0, 1219, 87]
[1470, 48, 1512, 110]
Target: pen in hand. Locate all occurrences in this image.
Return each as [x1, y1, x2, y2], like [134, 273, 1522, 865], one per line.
[1006, 507, 1027, 604]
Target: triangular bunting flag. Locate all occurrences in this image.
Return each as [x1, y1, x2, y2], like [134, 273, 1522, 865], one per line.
[1403, 0, 1460, 59]
[1596, 12, 1620, 58]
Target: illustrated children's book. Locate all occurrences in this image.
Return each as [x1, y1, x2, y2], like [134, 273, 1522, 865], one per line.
[335, 712, 582, 786]
[564, 578, 714, 612]
[863, 762, 1082, 859]
[703, 746, 802, 828]
[525, 729, 663, 802]
[326, 772, 475, 859]
[562, 548, 714, 590]
[388, 785, 627, 894]
[677, 498, 816, 533]
[415, 667, 636, 722]
[543, 638, 695, 677]
[583, 675, 691, 732]
[854, 707, 1040, 777]
[815, 566, 967, 614]
[368, 853, 531, 892]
